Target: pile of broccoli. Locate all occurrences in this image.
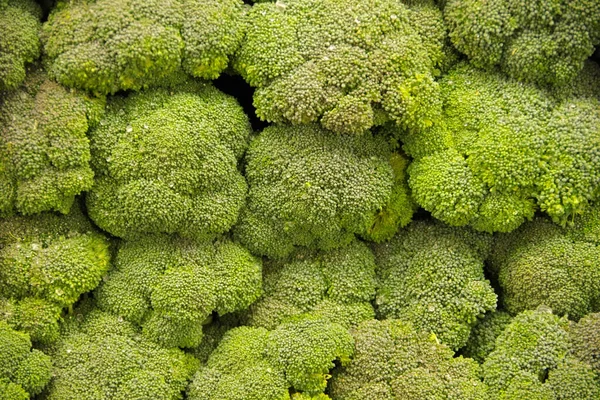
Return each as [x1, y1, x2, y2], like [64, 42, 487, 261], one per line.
[1, 0, 600, 398]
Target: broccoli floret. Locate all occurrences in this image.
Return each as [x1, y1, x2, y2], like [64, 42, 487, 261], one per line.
[0, 204, 111, 344]
[444, 0, 600, 86]
[244, 240, 376, 330]
[373, 220, 497, 350]
[96, 235, 262, 348]
[234, 123, 414, 259]
[401, 61, 600, 232]
[43, 303, 199, 400]
[0, 0, 41, 91]
[41, 0, 246, 95]
[483, 307, 600, 400]
[462, 311, 513, 364]
[329, 319, 487, 400]
[570, 312, 600, 376]
[0, 321, 52, 398]
[489, 216, 600, 320]
[86, 80, 251, 240]
[234, 0, 448, 134]
[187, 316, 354, 399]
[0, 67, 104, 217]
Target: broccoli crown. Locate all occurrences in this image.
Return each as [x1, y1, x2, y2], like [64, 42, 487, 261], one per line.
[445, 0, 600, 86]
[0, 204, 111, 344]
[402, 61, 600, 232]
[373, 220, 496, 350]
[0, 321, 52, 398]
[187, 316, 354, 399]
[0, 0, 41, 91]
[483, 307, 600, 400]
[41, 0, 246, 95]
[0, 67, 104, 217]
[235, 0, 448, 134]
[86, 81, 251, 240]
[489, 216, 600, 320]
[570, 312, 600, 376]
[329, 319, 487, 400]
[96, 235, 262, 348]
[44, 303, 200, 400]
[244, 240, 376, 330]
[234, 123, 414, 259]
[462, 311, 513, 364]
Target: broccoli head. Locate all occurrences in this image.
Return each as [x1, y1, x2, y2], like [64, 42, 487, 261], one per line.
[86, 80, 251, 240]
[329, 319, 488, 400]
[0, 321, 52, 399]
[96, 234, 262, 348]
[570, 312, 600, 376]
[243, 240, 376, 330]
[445, 0, 600, 86]
[0, 204, 111, 344]
[234, 123, 415, 259]
[373, 220, 497, 350]
[0, 67, 104, 217]
[187, 316, 354, 399]
[234, 0, 448, 134]
[41, 0, 246, 95]
[462, 311, 513, 364]
[0, 0, 41, 91]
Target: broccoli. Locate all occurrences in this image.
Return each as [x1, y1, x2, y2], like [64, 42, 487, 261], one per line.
[329, 319, 488, 400]
[243, 240, 376, 330]
[43, 302, 199, 400]
[482, 307, 600, 400]
[234, 0, 448, 134]
[0, 204, 111, 344]
[0, 321, 52, 399]
[41, 0, 246, 95]
[0, 67, 104, 217]
[234, 123, 415, 259]
[0, 0, 41, 91]
[86, 80, 251, 240]
[462, 311, 513, 364]
[187, 316, 354, 399]
[96, 234, 262, 348]
[373, 220, 497, 350]
[445, 0, 600, 86]
[401, 61, 600, 232]
[570, 312, 600, 376]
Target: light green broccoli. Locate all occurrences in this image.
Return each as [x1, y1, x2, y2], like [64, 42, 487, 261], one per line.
[0, 67, 104, 217]
[234, 123, 415, 259]
[0, 204, 111, 344]
[570, 312, 600, 376]
[96, 235, 262, 348]
[462, 311, 513, 364]
[41, 0, 246, 95]
[234, 0, 449, 134]
[86, 80, 251, 240]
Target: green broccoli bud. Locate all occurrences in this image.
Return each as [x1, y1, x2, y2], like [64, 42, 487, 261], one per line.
[570, 312, 600, 376]
[462, 311, 513, 364]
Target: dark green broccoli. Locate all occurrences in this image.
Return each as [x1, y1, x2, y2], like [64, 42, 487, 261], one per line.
[329, 319, 488, 400]
[462, 311, 513, 363]
[234, 123, 415, 259]
[373, 220, 497, 350]
[43, 302, 199, 400]
[0, 0, 41, 91]
[86, 80, 251, 240]
[96, 235, 262, 348]
[570, 312, 600, 376]
[0, 67, 104, 217]
[0, 204, 111, 344]
[235, 0, 449, 134]
[243, 240, 376, 330]
[0, 321, 52, 399]
[401, 61, 600, 232]
[41, 0, 246, 95]
[187, 316, 354, 399]
[445, 0, 600, 86]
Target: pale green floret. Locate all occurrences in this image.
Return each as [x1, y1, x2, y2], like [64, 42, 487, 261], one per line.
[329, 319, 488, 400]
[0, 68, 104, 217]
[462, 311, 513, 363]
[87, 81, 251, 240]
[41, 0, 246, 94]
[234, 123, 415, 259]
[0, 204, 111, 344]
[373, 220, 497, 350]
[96, 235, 262, 348]
[235, 0, 449, 134]
[570, 312, 600, 376]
